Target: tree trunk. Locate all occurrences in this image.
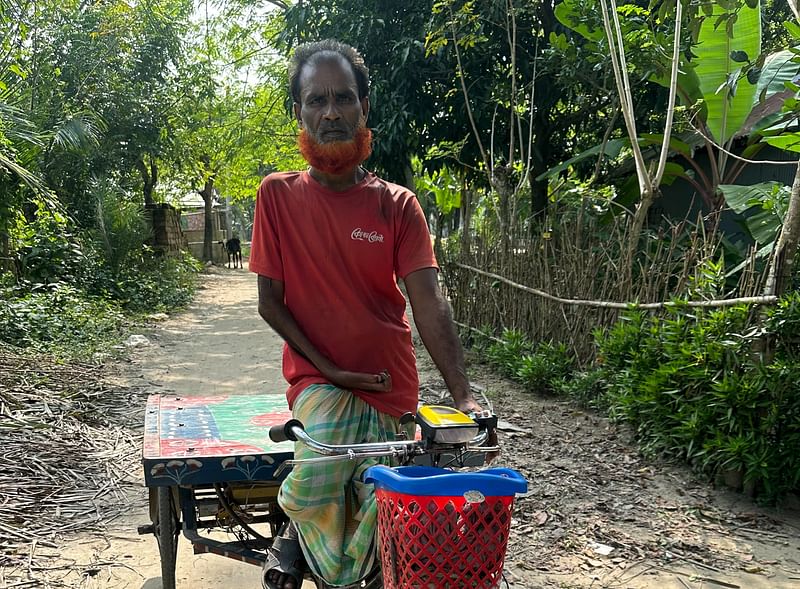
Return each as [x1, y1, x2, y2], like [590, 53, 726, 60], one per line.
[201, 178, 215, 262]
[403, 162, 415, 192]
[492, 165, 514, 253]
[136, 155, 158, 206]
[529, 112, 550, 222]
[766, 158, 800, 296]
[622, 184, 657, 298]
[0, 230, 12, 276]
[529, 174, 548, 222]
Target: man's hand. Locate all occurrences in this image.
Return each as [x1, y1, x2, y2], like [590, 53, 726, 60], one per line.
[322, 367, 392, 392]
[454, 396, 484, 415]
[454, 395, 499, 464]
[259, 275, 392, 393]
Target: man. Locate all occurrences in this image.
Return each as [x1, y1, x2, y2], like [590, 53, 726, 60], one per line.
[250, 39, 487, 589]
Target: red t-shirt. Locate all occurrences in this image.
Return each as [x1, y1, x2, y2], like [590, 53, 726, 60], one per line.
[249, 171, 438, 417]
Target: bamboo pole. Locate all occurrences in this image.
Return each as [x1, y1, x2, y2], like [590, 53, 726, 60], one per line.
[453, 263, 778, 309]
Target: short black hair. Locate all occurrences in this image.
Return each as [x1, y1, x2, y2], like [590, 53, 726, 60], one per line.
[289, 40, 370, 103]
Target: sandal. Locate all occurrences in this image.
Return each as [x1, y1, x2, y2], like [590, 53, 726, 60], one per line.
[262, 521, 307, 589]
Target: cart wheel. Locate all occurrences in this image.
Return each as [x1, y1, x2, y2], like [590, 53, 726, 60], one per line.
[155, 486, 179, 589]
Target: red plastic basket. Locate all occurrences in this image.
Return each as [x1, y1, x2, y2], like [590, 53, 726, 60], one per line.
[375, 489, 515, 589]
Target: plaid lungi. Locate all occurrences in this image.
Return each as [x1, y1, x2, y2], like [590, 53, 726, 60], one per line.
[277, 384, 413, 587]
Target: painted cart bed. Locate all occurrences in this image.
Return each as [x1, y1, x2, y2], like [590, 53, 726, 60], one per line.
[141, 394, 296, 585]
[143, 393, 294, 487]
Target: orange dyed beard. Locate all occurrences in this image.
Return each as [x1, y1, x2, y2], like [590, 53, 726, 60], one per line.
[297, 127, 372, 176]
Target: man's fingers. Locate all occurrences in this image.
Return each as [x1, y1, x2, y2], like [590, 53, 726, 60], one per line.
[334, 370, 392, 392]
[363, 371, 392, 391]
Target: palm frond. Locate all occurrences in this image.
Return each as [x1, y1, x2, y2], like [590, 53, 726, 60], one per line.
[51, 113, 106, 152]
[0, 100, 44, 147]
[0, 148, 46, 192]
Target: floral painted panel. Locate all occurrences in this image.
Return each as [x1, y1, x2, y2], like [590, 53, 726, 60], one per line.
[142, 394, 294, 486]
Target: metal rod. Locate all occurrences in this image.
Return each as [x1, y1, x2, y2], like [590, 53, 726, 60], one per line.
[290, 427, 420, 455]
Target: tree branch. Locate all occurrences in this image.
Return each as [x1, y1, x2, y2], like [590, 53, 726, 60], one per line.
[653, 0, 682, 186]
[454, 262, 778, 309]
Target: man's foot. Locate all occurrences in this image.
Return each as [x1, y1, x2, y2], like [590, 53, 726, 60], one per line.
[265, 569, 299, 589]
[262, 521, 305, 589]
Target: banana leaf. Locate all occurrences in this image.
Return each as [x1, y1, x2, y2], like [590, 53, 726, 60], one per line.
[719, 182, 787, 245]
[694, 2, 761, 144]
[740, 49, 800, 135]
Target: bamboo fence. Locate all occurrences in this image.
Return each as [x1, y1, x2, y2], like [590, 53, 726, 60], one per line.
[440, 213, 774, 364]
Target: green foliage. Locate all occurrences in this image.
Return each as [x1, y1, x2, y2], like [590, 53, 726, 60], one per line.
[719, 182, 789, 246]
[0, 281, 126, 357]
[415, 164, 462, 215]
[759, 20, 800, 154]
[595, 296, 800, 502]
[694, 1, 762, 144]
[0, 249, 199, 355]
[117, 253, 200, 312]
[11, 204, 85, 285]
[555, 368, 609, 409]
[90, 179, 151, 272]
[480, 329, 575, 395]
[86, 250, 200, 313]
[485, 329, 533, 375]
[517, 342, 575, 394]
[767, 293, 800, 361]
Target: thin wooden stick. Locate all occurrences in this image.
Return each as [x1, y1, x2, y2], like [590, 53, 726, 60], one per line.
[454, 263, 778, 309]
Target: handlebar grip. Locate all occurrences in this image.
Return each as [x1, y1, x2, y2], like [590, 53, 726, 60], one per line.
[473, 413, 498, 431]
[269, 419, 304, 443]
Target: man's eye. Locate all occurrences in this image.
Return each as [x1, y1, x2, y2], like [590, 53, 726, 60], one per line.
[309, 97, 324, 105]
[337, 95, 354, 104]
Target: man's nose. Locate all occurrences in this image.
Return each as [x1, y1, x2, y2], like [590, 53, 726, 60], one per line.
[322, 102, 340, 119]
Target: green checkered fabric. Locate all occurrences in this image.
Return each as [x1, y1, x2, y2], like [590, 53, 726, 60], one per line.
[277, 384, 413, 587]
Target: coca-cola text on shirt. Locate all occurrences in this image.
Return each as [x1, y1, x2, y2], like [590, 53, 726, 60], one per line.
[351, 228, 385, 243]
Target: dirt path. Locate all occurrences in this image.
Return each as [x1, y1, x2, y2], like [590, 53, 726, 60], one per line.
[51, 267, 310, 589]
[50, 268, 800, 589]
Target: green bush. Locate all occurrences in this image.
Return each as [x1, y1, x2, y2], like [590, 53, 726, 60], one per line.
[595, 295, 800, 502]
[85, 250, 200, 312]
[555, 368, 608, 409]
[0, 282, 126, 356]
[485, 329, 533, 376]
[12, 206, 85, 285]
[516, 342, 574, 394]
[481, 329, 575, 394]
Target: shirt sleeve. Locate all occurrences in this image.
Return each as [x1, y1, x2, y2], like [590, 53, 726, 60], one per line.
[248, 176, 284, 280]
[394, 193, 439, 279]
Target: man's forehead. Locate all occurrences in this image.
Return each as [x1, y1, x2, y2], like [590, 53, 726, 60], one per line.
[298, 54, 358, 94]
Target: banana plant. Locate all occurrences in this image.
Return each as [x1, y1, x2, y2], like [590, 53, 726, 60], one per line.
[694, 0, 761, 148]
[552, 0, 776, 211]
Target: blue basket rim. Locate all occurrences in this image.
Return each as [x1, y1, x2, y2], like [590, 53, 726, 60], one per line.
[363, 465, 527, 497]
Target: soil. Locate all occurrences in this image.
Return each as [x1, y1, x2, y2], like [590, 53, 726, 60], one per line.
[14, 266, 800, 588]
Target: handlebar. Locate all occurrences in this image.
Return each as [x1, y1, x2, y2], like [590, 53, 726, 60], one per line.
[268, 419, 304, 443]
[271, 419, 422, 456]
[270, 409, 499, 478]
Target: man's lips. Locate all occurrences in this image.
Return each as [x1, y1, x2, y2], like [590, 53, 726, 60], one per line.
[319, 129, 349, 140]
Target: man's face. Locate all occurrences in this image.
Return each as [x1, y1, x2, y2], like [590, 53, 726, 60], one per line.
[294, 56, 369, 143]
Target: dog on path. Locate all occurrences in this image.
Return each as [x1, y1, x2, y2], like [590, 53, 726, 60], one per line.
[222, 237, 242, 269]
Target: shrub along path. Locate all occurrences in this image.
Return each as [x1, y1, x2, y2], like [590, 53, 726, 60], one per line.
[415, 352, 800, 588]
[2, 267, 798, 588]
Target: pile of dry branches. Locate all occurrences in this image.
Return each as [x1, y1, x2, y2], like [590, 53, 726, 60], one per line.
[0, 345, 147, 584]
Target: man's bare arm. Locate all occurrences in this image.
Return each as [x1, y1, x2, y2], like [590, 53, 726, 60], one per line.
[403, 268, 481, 413]
[257, 275, 391, 392]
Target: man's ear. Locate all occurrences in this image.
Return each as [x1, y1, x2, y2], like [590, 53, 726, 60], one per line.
[293, 102, 302, 127]
[360, 96, 370, 121]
